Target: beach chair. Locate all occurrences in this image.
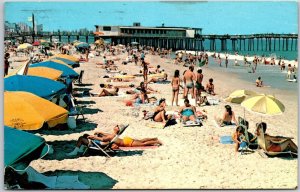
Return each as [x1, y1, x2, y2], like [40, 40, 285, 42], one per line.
[256, 126, 297, 158]
[238, 117, 258, 150]
[68, 94, 85, 122]
[83, 124, 130, 158]
[74, 70, 84, 84]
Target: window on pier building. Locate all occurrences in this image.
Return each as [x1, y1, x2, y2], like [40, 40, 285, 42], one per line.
[103, 26, 111, 31]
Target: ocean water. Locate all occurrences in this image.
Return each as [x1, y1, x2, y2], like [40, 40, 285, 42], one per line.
[206, 57, 298, 93]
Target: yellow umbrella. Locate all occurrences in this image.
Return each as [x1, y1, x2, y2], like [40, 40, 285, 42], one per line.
[40, 39, 47, 43]
[17, 43, 32, 50]
[148, 72, 166, 78]
[4, 91, 68, 130]
[27, 67, 63, 80]
[225, 89, 257, 104]
[52, 54, 79, 63]
[48, 59, 68, 66]
[95, 39, 104, 45]
[241, 94, 285, 116]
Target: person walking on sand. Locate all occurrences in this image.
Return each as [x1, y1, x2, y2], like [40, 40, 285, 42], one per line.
[183, 65, 196, 99]
[4, 52, 10, 77]
[225, 56, 228, 68]
[171, 70, 181, 106]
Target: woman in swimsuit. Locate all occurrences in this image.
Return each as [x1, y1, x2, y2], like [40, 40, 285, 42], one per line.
[215, 105, 237, 127]
[179, 99, 197, 124]
[67, 125, 162, 156]
[171, 70, 181, 106]
[256, 122, 297, 154]
[153, 98, 172, 125]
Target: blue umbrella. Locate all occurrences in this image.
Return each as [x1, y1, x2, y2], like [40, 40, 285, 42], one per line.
[4, 75, 66, 100]
[51, 57, 80, 68]
[4, 126, 50, 171]
[30, 61, 79, 79]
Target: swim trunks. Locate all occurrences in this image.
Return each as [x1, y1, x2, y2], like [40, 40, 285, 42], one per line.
[186, 82, 194, 89]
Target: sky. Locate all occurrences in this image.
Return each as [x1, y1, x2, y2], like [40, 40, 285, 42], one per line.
[4, 1, 298, 35]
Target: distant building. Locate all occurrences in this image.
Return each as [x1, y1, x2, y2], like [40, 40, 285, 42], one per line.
[5, 21, 17, 34]
[17, 22, 31, 33]
[36, 24, 43, 34]
[94, 23, 202, 38]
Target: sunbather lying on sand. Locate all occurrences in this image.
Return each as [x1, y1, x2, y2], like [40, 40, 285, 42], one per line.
[66, 125, 162, 156]
[91, 87, 119, 97]
[255, 122, 298, 153]
[215, 105, 237, 126]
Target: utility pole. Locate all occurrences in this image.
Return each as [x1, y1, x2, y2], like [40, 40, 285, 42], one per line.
[32, 13, 35, 42]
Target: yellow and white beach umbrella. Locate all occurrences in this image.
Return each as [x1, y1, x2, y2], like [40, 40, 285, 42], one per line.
[225, 89, 257, 104]
[17, 43, 32, 50]
[241, 94, 285, 116]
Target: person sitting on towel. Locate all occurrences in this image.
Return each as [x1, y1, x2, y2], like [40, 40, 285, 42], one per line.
[215, 105, 237, 127]
[66, 125, 162, 156]
[153, 98, 172, 125]
[178, 98, 198, 124]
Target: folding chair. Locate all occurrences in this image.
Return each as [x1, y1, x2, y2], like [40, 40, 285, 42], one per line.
[74, 70, 84, 84]
[68, 94, 85, 122]
[83, 124, 130, 158]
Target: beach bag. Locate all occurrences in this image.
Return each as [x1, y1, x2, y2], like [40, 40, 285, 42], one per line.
[67, 116, 76, 129]
[144, 112, 155, 120]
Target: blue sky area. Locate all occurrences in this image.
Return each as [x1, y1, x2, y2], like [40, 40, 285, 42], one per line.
[4, 1, 298, 35]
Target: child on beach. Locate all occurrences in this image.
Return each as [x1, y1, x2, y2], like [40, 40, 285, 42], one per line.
[255, 77, 263, 87]
[171, 70, 181, 106]
[206, 78, 215, 95]
[232, 126, 247, 152]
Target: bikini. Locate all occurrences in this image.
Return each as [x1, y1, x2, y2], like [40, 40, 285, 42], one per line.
[181, 108, 194, 117]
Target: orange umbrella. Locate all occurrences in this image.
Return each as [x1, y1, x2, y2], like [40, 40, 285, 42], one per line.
[4, 91, 68, 130]
[27, 67, 63, 80]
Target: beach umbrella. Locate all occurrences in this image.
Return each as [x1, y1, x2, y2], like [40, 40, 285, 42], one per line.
[241, 94, 285, 116]
[225, 90, 257, 104]
[52, 54, 79, 63]
[27, 67, 63, 80]
[4, 91, 68, 130]
[40, 39, 47, 43]
[17, 43, 32, 50]
[95, 39, 104, 45]
[4, 126, 50, 171]
[51, 57, 80, 68]
[198, 60, 206, 67]
[4, 75, 66, 100]
[41, 41, 52, 48]
[76, 42, 90, 49]
[30, 61, 79, 79]
[32, 41, 40, 46]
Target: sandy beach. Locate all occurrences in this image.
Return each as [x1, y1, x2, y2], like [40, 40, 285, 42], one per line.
[4, 46, 295, 189]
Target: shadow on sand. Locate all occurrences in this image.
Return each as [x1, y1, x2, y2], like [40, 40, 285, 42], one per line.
[74, 83, 94, 87]
[43, 170, 118, 189]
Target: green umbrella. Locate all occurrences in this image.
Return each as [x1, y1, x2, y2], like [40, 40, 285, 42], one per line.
[4, 126, 50, 171]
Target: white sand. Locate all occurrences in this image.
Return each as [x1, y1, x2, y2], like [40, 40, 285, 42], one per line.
[8, 47, 297, 189]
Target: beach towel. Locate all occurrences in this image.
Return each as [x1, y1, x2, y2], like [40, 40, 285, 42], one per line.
[118, 146, 159, 151]
[213, 119, 236, 129]
[219, 136, 234, 144]
[155, 80, 171, 84]
[182, 119, 202, 127]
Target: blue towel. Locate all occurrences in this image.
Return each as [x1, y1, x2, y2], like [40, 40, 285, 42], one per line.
[220, 136, 234, 144]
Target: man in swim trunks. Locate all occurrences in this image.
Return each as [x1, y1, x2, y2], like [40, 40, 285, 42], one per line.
[183, 65, 196, 99]
[66, 125, 162, 156]
[195, 69, 204, 106]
